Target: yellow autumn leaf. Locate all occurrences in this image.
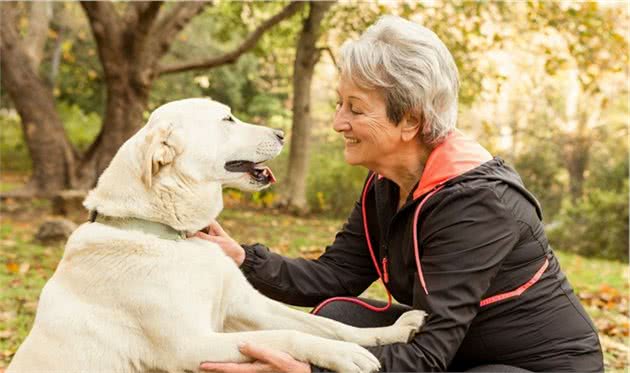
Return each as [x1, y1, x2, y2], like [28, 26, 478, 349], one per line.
[6, 262, 19, 273]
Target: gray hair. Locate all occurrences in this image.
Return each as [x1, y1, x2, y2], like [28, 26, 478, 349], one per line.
[339, 15, 459, 145]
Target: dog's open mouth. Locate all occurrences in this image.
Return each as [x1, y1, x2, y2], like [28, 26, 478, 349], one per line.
[224, 161, 277, 184]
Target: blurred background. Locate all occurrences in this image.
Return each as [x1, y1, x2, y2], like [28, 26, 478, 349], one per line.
[0, 1, 628, 370]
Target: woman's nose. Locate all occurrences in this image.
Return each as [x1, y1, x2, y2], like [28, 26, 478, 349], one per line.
[333, 109, 351, 133]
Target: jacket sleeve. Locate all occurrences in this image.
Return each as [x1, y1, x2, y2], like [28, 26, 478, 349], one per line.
[366, 186, 520, 372]
[240, 198, 379, 307]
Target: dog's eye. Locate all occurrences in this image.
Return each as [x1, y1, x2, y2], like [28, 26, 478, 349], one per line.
[223, 116, 235, 123]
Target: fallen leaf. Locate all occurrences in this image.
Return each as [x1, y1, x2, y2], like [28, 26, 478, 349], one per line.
[0, 311, 16, 322]
[5, 262, 19, 273]
[0, 239, 16, 247]
[19, 262, 30, 274]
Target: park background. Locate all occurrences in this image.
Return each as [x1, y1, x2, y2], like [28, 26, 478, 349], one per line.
[0, 1, 628, 371]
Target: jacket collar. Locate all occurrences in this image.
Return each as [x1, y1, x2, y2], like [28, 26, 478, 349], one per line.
[412, 129, 493, 200]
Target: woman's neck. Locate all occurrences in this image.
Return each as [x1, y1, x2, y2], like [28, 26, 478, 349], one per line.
[373, 142, 432, 206]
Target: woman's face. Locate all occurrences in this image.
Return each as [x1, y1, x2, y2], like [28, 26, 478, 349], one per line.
[333, 76, 402, 170]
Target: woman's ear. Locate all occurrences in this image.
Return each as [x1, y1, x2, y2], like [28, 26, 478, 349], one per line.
[400, 111, 422, 142]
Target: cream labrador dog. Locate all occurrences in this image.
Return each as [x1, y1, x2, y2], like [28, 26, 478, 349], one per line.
[8, 98, 425, 373]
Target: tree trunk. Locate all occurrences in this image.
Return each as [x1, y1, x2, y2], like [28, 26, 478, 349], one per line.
[24, 2, 51, 71]
[75, 70, 152, 188]
[563, 133, 590, 202]
[281, 1, 332, 213]
[0, 3, 76, 196]
[561, 76, 602, 203]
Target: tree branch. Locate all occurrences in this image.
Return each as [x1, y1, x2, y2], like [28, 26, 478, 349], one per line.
[122, 2, 163, 70]
[24, 2, 51, 70]
[147, 1, 211, 63]
[80, 2, 122, 41]
[0, 1, 17, 36]
[80, 1, 124, 74]
[157, 1, 305, 76]
[124, 2, 163, 38]
[319, 46, 338, 71]
[0, 2, 20, 49]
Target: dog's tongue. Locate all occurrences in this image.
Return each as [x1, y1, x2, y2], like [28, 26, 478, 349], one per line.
[262, 167, 276, 184]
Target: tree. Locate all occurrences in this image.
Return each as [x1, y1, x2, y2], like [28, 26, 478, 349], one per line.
[0, 1, 303, 196]
[1, 2, 72, 194]
[280, 1, 333, 213]
[522, 2, 627, 202]
[559, 9, 626, 202]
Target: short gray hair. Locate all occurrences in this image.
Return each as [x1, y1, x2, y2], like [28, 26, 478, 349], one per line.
[339, 15, 459, 145]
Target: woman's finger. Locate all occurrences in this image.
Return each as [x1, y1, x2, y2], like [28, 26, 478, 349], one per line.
[199, 361, 274, 373]
[208, 220, 229, 237]
[194, 231, 214, 240]
[199, 362, 240, 373]
[194, 231, 226, 244]
[195, 231, 219, 241]
[239, 343, 291, 367]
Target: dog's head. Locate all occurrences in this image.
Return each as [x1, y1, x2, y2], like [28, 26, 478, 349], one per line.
[84, 98, 284, 231]
[139, 98, 283, 191]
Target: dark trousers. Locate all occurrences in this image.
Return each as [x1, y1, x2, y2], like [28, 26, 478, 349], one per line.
[313, 298, 531, 373]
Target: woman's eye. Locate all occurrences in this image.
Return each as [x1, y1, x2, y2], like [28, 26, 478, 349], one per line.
[350, 106, 362, 115]
[335, 101, 342, 111]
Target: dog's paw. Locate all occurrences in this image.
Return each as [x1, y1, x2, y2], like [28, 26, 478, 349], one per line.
[391, 309, 427, 343]
[309, 341, 380, 373]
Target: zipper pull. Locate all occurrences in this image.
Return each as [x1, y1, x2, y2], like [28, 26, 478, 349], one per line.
[382, 257, 389, 283]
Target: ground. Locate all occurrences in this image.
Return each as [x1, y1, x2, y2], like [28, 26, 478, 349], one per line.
[0, 185, 628, 371]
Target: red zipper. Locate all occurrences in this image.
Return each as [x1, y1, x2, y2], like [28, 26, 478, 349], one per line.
[382, 257, 389, 284]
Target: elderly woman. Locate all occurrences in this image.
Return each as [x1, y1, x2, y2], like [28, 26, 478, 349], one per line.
[198, 15, 603, 373]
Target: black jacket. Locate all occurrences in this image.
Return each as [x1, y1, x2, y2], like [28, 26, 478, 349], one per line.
[241, 131, 603, 372]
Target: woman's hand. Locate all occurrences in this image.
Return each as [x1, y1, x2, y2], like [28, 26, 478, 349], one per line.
[199, 342, 311, 373]
[194, 221, 246, 266]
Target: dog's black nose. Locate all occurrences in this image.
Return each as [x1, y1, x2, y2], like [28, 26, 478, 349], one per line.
[274, 129, 285, 144]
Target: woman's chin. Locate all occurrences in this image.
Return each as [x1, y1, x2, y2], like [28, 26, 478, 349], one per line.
[343, 151, 362, 166]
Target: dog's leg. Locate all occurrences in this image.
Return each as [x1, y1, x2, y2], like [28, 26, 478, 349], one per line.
[224, 291, 426, 347]
[178, 330, 380, 373]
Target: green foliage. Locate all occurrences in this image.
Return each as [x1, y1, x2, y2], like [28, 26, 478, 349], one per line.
[0, 103, 101, 172]
[48, 36, 104, 115]
[514, 142, 566, 221]
[545, 95, 629, 261]
[0, 111, 31, 172]
[44, 3, 105, 115]
[306, 138, 367, 217]
[151, 56, 291, 126]
[548, 180, 629, 261]
[151, 3, 295, 125]
[526, 2, 628, 92]
[57, 102, 101, 151]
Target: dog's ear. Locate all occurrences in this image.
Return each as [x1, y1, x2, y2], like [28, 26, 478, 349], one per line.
[140, 119, 182, 188]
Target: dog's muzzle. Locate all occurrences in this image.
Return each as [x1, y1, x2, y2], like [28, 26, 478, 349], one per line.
[224, 161, 276, 184]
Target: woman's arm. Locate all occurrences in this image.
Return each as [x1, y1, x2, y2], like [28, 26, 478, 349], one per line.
[239, 199, 379, 306]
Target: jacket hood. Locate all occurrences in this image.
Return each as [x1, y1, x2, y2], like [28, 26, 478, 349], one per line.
[412, 129, 493, 199]
[409, 129, 543, 219]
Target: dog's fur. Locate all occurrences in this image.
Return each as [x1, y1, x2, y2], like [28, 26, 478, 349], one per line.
[8, 99, 425, 373]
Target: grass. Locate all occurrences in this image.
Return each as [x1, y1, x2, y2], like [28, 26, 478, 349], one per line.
[554, 250, 628, 292]
[0, 200, 628, 370]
